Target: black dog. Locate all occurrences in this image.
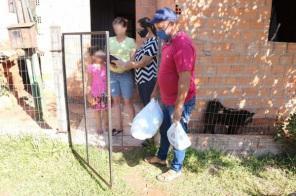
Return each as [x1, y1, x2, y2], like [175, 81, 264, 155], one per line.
[203, 100, 255, 134]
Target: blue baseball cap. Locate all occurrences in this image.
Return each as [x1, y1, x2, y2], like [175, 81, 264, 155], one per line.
[149, 7, 178, 24]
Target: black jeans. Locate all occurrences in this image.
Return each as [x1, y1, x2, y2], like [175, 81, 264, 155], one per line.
[137, 78, 156, 106]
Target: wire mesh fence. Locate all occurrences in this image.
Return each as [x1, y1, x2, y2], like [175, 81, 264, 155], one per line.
[0, 48, 55, 132]
[1, 44, 278, 138]
[62, 32, 113, 187]
[1, 43, 277, 138]
[190, 99, 275, 135]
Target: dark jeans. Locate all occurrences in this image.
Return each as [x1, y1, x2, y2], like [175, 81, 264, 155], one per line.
[157, 96, 196, 172]
[137, 78, 156, 106]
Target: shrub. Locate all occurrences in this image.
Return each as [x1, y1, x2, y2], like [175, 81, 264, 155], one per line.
[276, 112, 296, 155]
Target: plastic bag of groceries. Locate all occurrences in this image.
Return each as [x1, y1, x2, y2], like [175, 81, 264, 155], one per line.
[131, 99, 163, 140]
[167, 122, 191, 150]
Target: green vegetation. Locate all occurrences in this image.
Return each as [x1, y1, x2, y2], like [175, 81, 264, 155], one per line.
[276, 112, 296, 155]
[0, 135, 295, 196]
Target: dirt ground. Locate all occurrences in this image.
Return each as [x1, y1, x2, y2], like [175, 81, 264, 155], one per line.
[0, 91, 143, 148]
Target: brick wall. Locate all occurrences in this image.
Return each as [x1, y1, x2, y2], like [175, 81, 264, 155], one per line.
[37, 0, 295, 134]
[135, 0, 175, 41]
[148, 0, 296, 132]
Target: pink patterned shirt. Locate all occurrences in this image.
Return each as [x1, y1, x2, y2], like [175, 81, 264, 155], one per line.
[87, 63, 107, 97]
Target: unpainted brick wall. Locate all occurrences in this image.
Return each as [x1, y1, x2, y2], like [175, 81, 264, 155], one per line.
[134, 0, 295, 133]
[151, 0, 296, 133]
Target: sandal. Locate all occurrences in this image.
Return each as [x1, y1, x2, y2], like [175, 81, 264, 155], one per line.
[112, 129, 123, 136]
[156, 169, 182, 182]
[144, 156, 167, 166]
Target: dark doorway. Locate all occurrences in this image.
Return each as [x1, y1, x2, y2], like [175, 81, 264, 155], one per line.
[90, 0, 136, 38]
[268, 0, 296, 42]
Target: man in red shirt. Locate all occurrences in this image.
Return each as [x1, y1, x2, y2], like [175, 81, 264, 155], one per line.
[145, 7, 196, 182]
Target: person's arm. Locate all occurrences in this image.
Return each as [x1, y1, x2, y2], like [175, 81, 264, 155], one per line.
[115, 39, 158, 71]
[130, 49, 136, 60]
[126, 55, 154, 70]
[172, 71, 191, 123]
[171, 40, 196, 123]
[87, 73, 92, 93]
[112, 55, 153, 70]
[150, 81, 160, 100]
[130, 38, 137, 60]
[86, 69, 94, 105]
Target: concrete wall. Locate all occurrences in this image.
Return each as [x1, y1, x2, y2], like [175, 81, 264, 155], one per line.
[1, 0, 91, 90]
[190, 134, 283, 156]
[34, 0, 91, 131]
[35, 0, 91, 90]
[0, 1, 17, 47]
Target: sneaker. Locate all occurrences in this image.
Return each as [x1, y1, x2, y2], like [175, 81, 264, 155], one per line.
[156, 169, 182, 182]
[144, 156, 167, 166]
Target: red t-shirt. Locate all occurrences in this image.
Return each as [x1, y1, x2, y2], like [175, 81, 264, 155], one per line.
[157, 31, 196, 105]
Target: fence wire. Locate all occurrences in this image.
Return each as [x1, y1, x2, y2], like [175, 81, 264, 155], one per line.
[1, 34, 276, 142]
[0, 48, 52, 132]
[62, 31, 112, 187]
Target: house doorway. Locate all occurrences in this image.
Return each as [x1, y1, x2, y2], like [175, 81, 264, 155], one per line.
[90, 0, 136, 38]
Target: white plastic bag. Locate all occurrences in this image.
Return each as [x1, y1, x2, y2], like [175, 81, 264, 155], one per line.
[167, 122, 191, 150]
[131, 99, 163, 140]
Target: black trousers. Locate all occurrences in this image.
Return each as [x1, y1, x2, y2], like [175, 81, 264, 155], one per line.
[137, 78, 157, 106]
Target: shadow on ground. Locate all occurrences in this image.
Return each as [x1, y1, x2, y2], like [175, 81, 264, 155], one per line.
[114, 143, 296, 176]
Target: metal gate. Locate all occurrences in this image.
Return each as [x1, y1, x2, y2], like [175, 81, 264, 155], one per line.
[62, 31, 113, 187]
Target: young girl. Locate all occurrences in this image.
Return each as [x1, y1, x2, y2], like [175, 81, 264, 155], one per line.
[87, 50, 108, 135]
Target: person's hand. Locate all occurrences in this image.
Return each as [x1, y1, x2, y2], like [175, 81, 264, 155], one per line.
[110, 63, 117, 68]
[172, 107, 183, 124]
[150, 89, 159, 100]
[87, 95, 96, 106]
[112, 60, 126, 67]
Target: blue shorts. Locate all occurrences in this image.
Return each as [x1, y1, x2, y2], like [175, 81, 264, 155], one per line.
[110, 71, 134, 99]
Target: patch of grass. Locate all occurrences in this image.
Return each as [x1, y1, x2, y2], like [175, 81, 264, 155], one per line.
[241, 154, 296, 175]
[0, 135, 133, 196]
[118, 145, 296, 196]
[276, 112, 296, 155]
[183, 148, 238, 173]
[0, 135, 295, 196]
